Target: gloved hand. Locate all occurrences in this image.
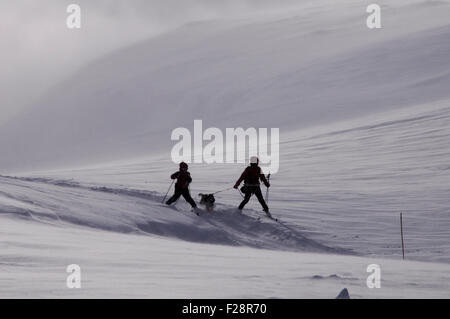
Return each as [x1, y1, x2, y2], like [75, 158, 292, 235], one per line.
[233, 184, 239, 189]
[265, 182, 270, 188]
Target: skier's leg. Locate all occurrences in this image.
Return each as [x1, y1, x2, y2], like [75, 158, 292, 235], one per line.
[166, 188, 182, 205]
[238, 191, 252, 210]
[181, 189, 197, 208]
[254, 187, 269, 212]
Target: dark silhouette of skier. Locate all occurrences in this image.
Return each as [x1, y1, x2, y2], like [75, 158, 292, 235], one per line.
[233, 156, 270, 213]
[166, 162, 197, 209]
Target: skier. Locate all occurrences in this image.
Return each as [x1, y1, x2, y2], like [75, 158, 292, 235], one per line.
[233, 156, 271, 214]
[166, 162, 197, 209]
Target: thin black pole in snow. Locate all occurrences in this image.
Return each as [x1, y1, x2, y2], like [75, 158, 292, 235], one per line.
[400, 212, 405, 260]
[162, 179, 175, 204]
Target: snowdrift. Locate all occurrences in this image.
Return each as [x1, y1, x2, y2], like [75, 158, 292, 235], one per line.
[0, 175, 343, 254]
[1, 214, 449, 298]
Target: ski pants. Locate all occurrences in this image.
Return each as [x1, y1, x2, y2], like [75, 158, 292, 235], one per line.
[166, 187, 197, 208]
[239, 185, 269, 211]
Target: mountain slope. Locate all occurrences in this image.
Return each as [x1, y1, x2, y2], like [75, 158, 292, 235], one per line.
[11, 98, 449, 263]
[0, 175, 341, 253]
[2, 214, 449, 298]
[1, 1, 450, 171]
[1, 165, 449, 298]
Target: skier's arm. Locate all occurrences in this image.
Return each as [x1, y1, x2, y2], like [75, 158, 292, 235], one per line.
[260, 172, 270, 187]
[170, 172, 180, 179]
[234, 169, 247, 188]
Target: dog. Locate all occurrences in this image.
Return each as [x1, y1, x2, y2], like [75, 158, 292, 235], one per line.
[198, 193, 216, 212]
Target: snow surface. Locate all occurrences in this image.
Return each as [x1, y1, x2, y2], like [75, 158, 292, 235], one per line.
[1, 0, 450, 170]
[1, 0, 449, 298]
[9, 99, 449, 264]
[1, 210, 450, 298]
[1, 98, 449, 297]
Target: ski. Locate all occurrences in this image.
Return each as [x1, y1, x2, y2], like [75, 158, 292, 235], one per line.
[266, 214, 278, 222]
[257, 211, 278, 222]
[263, 209, 277, 221]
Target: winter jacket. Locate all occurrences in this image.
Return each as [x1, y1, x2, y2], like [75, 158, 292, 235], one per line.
[234, 164, 269, 188]
[171, 170, 192, 189]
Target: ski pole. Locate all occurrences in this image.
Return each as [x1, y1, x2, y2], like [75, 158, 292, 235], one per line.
[400, 212, 405, 260]
[265, 173, 271, 203]
[162, 179, 175, 204]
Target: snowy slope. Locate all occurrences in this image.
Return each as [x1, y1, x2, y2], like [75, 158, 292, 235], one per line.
[0, 175, 339, 253]
[1, 0, 450, 170]
[1, 167, 449, 298]
[1, 215, 449, 298]
[4, 98, 449, 264]
[1, 0, 449, 298]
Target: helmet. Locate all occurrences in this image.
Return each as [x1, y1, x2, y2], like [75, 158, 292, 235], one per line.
[179, 162, 188, 170]
[250, 156, 259, 164]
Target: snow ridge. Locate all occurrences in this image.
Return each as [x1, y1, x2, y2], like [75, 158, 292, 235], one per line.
[0, 175, 345, 254]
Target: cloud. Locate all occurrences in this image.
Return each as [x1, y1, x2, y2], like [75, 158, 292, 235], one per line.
[0, 0, 299, 124]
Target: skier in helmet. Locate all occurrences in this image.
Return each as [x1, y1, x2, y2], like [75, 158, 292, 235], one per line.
[233, 156, 270, 213]
[166, 162, 197, 209]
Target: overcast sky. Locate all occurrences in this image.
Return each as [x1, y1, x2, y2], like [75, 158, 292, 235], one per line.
[0, 0, 300, 124]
